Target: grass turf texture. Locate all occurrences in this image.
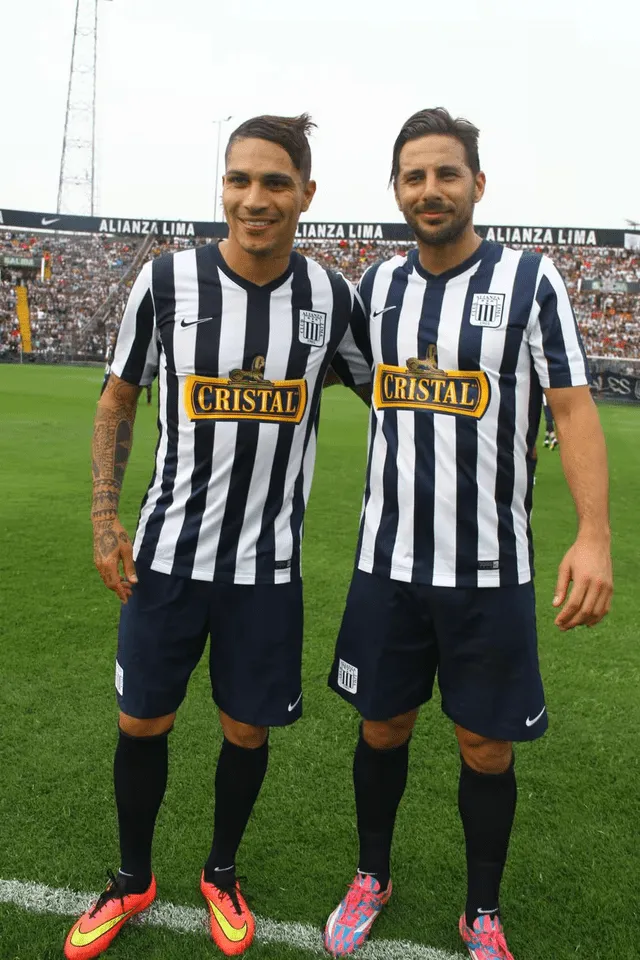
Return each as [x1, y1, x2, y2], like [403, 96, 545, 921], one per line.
[0, 363, 638, 960]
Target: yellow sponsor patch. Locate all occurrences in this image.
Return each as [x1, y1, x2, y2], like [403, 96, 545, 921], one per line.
[373, 361, 490, 419]
[184, 355, 307, 425]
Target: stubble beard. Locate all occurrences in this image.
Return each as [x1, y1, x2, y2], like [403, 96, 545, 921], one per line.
[407, 207, 473, 247]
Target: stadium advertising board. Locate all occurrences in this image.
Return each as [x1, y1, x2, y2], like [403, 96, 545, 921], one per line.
[591, 369, 640, 403]
[1, 207, 639, 248]
[1, 255, 36, 268]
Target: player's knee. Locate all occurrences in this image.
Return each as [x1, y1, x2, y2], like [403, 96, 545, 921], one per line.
[118, 711, 176, 738]
[362, 710, 417, 751]
[456, 726, 512, 774]
[219, 711, 268, 749]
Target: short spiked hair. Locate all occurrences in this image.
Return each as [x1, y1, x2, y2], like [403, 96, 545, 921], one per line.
[226, 113, 316, 183]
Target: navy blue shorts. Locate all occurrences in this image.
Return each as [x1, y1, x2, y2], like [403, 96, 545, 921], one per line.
[328, 570, 547, 742]
[116, 564, 304, 726]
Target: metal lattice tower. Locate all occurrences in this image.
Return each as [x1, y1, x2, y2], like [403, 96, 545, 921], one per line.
[57, 0, 100, 215]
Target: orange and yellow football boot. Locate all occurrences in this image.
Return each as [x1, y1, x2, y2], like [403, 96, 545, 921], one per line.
[64, 871, 156, 960]
[200, 871, 255, 956]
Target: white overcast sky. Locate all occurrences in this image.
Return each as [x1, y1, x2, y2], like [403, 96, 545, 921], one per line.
[2, 0, 639, 227]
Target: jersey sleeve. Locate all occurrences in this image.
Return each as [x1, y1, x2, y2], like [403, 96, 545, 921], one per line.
[330, 280, 373, 388]
[110, 261, 159, 386]
[527, 256, 590, 389]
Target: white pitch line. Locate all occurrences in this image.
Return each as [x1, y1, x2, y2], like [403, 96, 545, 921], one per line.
[0, 878, 464, 960]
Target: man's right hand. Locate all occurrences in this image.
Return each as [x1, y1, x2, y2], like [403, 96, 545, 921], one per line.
[92, 516, 138, 603]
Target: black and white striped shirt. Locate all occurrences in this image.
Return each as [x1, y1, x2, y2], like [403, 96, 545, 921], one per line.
[354, 240, 590, 588]
[111, 243, 370, 584]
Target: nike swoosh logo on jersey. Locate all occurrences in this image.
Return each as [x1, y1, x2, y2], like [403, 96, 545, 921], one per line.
[179, 316, 217, 328]
[371, 306, 397, 318]
[207, 899, 248, 942]
[525, 705, 546, 727]
[69, 909, 134, 947]
[287, 692, 302, 712]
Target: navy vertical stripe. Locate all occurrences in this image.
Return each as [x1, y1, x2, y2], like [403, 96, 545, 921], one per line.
[120, 287, 155, 384]
[255, 256, 314, 581]
[411, 275, 443, 584]
[287, 269, 351, 568]
[524, 374, 543, 576]
[495, 251, 540, 583]
[354, 263, 383, 560]
[173, 245, 223, 575]
[137, 254, 178, 565]
[535, 273, 572, 384]
[371, 262, 410, 576]
[214, 286, 271, 578]
[455, 248, 501, 582]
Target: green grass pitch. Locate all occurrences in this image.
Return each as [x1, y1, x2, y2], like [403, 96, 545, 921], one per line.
[0, 364, 638, 960]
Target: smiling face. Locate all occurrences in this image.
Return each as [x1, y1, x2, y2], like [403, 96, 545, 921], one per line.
[223, 137, 316, 260]
[394, 134, 485, 247]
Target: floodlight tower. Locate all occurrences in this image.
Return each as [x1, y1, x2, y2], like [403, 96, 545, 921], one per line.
[57, 0, 110, 215]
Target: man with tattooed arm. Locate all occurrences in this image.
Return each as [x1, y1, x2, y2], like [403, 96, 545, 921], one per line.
[64, 113, 371, 960]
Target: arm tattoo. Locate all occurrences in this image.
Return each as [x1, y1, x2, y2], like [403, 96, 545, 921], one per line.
[91, 378, 139, 518]
[98, 528, 119, 558]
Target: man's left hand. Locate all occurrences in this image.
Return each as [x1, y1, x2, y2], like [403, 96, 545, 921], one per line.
[552, 535, 613, 631]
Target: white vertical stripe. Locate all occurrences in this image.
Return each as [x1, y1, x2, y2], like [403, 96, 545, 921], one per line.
[431, 272, 475, 584]
[285, 428, 317, 584]
[134, 351, 169, 558]
[233, 278, 296, 582]
[512, 340, 533, 582]
[389, 274, 424, 580]
[191, 276, 248, 576]
[151, 249, 200, 570]
[111, 261, 153, 379]
[542, 256, 590, 384]
[474, 252, 519, 584]
[358, 259, 400, 568]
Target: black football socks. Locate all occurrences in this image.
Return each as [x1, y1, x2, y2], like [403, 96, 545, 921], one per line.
[353, 726, 410, 892]
[204, 736, 269, 885]
[458, 754, 517, 929]
[114, 727, 170, 893]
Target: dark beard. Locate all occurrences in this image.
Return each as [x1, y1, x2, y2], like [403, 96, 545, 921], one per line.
[405, 207, 473, 247]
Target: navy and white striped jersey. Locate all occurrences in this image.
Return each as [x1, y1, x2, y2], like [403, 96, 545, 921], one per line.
[354, 240, 590, 588]
[111, 242, 370, 584]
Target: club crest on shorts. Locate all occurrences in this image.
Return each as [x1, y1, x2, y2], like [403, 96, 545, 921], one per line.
[298, 309, 326, 347]
[470, 293, 505, 328]
[337, 658, 358, 694]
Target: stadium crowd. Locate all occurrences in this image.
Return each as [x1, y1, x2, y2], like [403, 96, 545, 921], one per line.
[1, 231, 639, 363]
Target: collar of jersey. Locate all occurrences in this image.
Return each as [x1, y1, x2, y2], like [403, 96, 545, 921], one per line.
[409, 238, 489, 283]
[210, 241, 296, 293]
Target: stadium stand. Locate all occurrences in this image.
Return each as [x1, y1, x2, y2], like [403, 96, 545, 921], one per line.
[1, 232, 639, 363]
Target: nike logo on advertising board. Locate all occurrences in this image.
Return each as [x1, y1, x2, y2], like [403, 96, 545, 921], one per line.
[179, 316, 217, 328]
[525, 705, 546, 727]
[287, 692, 302, 712]
[41, 217, 61, 226]
[372, 306, 397, 318]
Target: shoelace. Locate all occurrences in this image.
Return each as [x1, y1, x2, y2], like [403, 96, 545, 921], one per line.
[341, 879, 378, 926]
[475, 924, 514, 960]
[89, 870, 125, 919]
[215, 875, 248, 917]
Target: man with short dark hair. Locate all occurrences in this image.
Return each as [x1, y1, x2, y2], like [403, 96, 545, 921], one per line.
[64, 114, 371, 960]
[324, 107, 612, 959]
